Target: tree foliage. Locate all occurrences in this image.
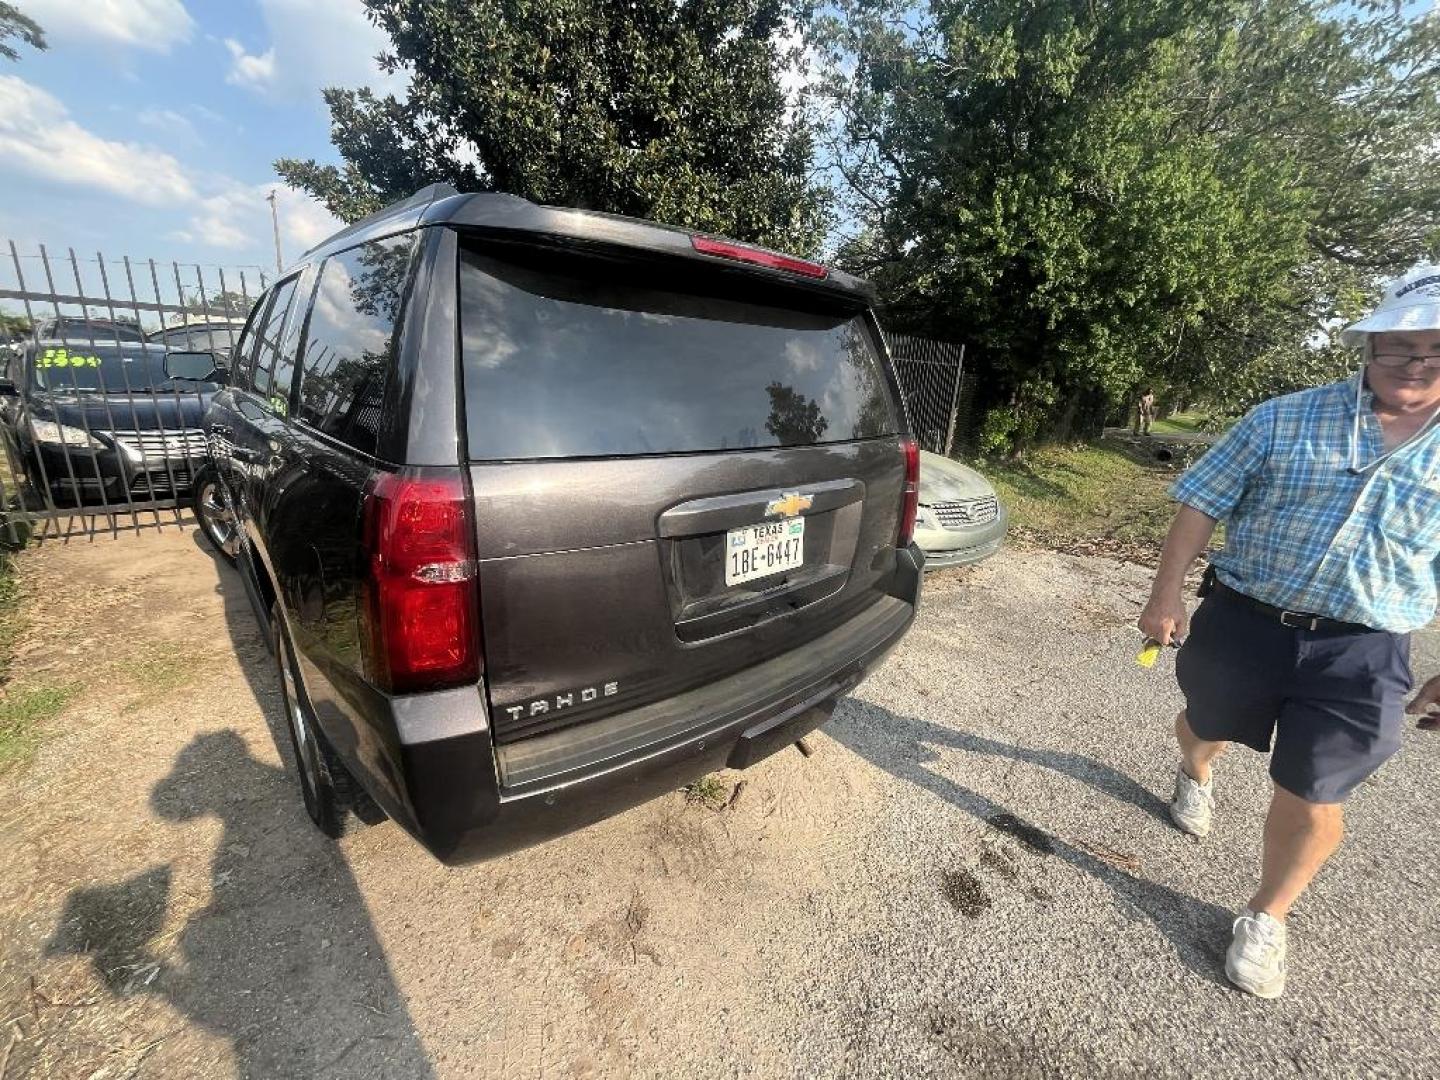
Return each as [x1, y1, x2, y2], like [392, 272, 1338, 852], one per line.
[277, 0, 830, 254]
[0, 3, 44, 62]
[817, 0, 1440, 452]
[184, 290, 253, 317]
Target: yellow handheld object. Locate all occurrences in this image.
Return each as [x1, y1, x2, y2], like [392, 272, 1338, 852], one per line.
[1136, 641, 1162, 669]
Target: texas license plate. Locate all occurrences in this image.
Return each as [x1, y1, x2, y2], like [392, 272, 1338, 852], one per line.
[725, 517, 805, 586]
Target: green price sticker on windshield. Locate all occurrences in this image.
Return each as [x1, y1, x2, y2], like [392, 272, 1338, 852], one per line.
[36, 347, 101, 369]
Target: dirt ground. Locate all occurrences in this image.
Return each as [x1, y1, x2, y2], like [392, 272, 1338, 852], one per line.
[0, 524, 889, 1079]
[1, 524, 1436, 1079]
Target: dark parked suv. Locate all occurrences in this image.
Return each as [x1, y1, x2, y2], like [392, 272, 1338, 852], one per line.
[1, 338, 221, 505]
[192, 185, 924, 862]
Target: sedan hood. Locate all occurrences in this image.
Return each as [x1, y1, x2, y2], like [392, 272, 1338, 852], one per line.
[30, 390, 212, 432]
[918, 450, 996, 503]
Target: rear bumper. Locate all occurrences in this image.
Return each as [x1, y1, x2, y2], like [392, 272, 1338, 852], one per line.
[382, 543, 924, 863]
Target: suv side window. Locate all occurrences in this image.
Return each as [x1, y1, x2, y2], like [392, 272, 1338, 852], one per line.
[231, 301, 264, 393]
[250, 276, 300, 415]
[294, 235, 413, 456]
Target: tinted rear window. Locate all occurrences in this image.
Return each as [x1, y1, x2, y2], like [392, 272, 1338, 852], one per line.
[458, 247, 897, 460]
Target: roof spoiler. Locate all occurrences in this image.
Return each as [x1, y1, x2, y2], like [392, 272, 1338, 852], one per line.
[300, 183, 461, 259]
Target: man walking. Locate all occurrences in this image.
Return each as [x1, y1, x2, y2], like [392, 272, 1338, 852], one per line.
[1139, 263, 1440, 999]
[1134, 387, 1156, 435]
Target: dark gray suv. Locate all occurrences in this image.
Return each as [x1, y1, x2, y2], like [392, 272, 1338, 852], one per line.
[191, 185, 923, 862]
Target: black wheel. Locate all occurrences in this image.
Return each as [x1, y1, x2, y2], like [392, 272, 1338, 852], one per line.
[194, 469, 240, 564]
[271, 601, 384, 838]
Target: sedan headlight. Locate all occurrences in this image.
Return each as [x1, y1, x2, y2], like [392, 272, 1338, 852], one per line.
[30, 419, 105, 450]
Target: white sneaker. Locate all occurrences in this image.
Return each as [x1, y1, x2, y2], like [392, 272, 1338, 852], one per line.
[1226, 909, 1287, 999]
[1169, 766, 1214, 837]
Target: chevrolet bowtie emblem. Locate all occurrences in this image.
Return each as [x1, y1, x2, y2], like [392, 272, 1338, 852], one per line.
[765, 492, 813, 518]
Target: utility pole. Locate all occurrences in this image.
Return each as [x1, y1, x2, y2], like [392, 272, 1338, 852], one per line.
[266, 189, 283, 273]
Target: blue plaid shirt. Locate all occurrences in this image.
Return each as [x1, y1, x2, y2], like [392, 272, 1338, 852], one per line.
[1171, 374, 1440, 633]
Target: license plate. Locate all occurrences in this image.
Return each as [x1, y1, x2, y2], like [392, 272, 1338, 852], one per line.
[725, 517, 805, 586]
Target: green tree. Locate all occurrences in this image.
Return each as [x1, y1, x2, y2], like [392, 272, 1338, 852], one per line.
[818, 0, 1440, 452]
[184, 290, 254, 318]
[0, 2, 44, 62]
[277, 0, 830, 255]
[0, 313, 31, 338]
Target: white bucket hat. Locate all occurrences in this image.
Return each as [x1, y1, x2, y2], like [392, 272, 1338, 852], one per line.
[1340, 262, 1440, 347]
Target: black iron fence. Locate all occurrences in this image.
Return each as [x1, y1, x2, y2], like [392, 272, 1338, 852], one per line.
[0, 242, 270, 546]
[887, 333, 974, 457]
[0, 247, 980, 549]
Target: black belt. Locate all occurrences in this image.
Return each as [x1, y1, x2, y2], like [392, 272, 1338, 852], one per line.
[1209, 578, 1374, 634]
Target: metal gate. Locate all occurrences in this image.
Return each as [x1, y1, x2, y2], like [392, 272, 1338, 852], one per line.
[0, 242, 269, 546]
[888, 333, 968, 456]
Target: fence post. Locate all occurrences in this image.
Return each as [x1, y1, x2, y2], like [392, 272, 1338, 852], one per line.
[942, 343, 966, 458]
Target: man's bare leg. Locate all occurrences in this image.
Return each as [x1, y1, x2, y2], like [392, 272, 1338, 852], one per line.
[1225, 785, 1342, 998]
[1247, 785, 1344, 920]
[1175, 710, 1225, 782]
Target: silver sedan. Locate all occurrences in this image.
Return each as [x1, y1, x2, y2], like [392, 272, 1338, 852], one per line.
[914, 450, 1008, 569]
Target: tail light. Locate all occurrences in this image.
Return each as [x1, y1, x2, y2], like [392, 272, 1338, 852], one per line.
[360, 469, 480, 694]
[898, 438, 920, 546]
[690, 235, 829, 279]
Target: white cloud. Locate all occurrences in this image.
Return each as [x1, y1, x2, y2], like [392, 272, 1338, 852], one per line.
[223, 0, 405, 103]
[137, 106, 198, 143]
[20, 0, 195, 53]
[224, 39, 278, 94]
[185, 184, 343, 261]
[0, 75, 340, 264]
[0, 75, 194, 206]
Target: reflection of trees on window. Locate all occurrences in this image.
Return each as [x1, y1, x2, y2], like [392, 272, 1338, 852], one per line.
[843, 325, 896, 439]
[348, 241, 412, 322]
[765, 382, 829, 445]
[295, 234, 414, 455]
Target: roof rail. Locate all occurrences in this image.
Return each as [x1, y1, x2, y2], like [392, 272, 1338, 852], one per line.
[299, 182, 462, 259]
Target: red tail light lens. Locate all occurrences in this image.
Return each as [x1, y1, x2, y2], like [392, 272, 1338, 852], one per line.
[690, 235, 829, 279]
[361, 470, 480, 694]
[898, 438, 920, 546]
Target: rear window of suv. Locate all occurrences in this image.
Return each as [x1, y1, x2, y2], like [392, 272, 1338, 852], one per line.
[458, 246, 898, 460]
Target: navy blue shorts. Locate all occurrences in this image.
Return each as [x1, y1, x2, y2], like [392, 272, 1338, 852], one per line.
[1175, 590, 1412, 803]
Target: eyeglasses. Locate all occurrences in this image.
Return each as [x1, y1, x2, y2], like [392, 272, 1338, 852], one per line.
[1371, 353, 1440, 370]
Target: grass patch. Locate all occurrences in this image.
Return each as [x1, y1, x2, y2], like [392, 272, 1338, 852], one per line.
[0, 551, 20, 688]
[683, 773, 730, 810]
[118, 649, 210, 712]
[978, 440, 1180, 550]
[1149, 412, 1205, 435]
[1149, 412, 1235, 436]
[0, 683, 78, 773]
[0, 549, 80, 771]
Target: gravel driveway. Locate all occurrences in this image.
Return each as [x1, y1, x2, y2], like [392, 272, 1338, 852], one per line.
[1, 528, 1435, 1078]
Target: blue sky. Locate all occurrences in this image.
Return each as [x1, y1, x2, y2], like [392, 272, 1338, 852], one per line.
[2, 0, 1435, 285]
[0, 0, 400, 277]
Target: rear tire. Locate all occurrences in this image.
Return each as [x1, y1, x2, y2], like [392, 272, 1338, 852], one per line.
[271, 601, 385, 838]
[194, 469, 240, 564]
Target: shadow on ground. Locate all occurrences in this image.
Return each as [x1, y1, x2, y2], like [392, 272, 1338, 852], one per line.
[827, 699, 1235, 986]
[45, 536, 434, 1079]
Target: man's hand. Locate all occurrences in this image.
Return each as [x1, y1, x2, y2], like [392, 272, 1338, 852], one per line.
[1404, 675, 1440, 730]
[1139, 590, 1189, 646]
[1140, 506, 1217, 647]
